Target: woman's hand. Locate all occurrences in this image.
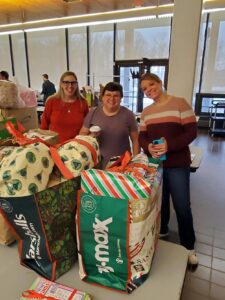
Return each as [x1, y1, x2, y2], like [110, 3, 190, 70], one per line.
[148, 137, 167, 159]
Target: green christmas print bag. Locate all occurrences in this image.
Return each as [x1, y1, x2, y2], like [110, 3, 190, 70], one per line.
[0, 178, 79, 280]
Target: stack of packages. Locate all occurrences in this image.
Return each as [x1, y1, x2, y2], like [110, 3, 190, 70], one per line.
[0, 122, 100, 281]
[77, 152, 162, 293]
[0, 79, 62, 145]
[0, 79, 38, 130]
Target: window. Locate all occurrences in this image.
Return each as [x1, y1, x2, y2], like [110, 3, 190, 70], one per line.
[11, 33, 28, 86]
[68, 27, 87, 88]
[0, 35, 12, 78]
[27, 29, 67, 90]
[89, 24, 114, 90]
[116, 18, 171, 60]
[201, 11, 225, 94]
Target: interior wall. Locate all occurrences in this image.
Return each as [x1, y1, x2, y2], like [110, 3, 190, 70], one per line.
[167, 0, 203, 103]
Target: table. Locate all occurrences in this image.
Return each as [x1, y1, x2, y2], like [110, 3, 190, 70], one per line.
[37, 106, 44, 122]
[190, 145, 204, 172]
[0, 240, 188, 300]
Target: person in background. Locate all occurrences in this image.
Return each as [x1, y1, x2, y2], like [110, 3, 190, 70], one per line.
[40, 71, 89, 143]
[79, 81, 140, 168]
[138, 72, 198, 267]
[41, 74, 56, 104]
[0, 70, 9, 80]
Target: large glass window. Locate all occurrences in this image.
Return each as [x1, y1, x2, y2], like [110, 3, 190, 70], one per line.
[11, 33, 28, 87]
[0, 35, 12, 78]
[116, 18, 171, 61]
[89, 24, 114, 91]
[68, 27, 87, 89]
[119, 65, 140, 112]
[201, 11, 225, 93]
[27, 29, 67, 91]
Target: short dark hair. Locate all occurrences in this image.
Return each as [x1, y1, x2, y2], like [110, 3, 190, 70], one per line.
[0, 71, 9, 80]
[102, 82, 123, 98]
[42, 74, 49, 79]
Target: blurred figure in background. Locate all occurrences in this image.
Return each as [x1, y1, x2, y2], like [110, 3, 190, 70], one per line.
[41, 74, 56, 104]
[0, 71, 9, 80]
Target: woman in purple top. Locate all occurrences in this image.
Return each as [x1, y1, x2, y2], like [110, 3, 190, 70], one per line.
[79, 82, 140, 168]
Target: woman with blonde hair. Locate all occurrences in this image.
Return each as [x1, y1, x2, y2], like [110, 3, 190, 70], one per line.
[139, 72, 198, 267]
[40, 71, 88, 142]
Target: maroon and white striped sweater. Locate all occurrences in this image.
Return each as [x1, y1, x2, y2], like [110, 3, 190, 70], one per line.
[138, 96, 197, 167]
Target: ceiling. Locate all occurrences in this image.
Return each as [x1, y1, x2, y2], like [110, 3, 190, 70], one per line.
[0, 0, 174, 26]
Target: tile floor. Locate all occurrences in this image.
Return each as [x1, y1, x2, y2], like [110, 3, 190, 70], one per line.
[164, 130, 225, 300]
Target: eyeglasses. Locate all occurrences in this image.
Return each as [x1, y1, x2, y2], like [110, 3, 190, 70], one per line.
[62, 80, 78, 86]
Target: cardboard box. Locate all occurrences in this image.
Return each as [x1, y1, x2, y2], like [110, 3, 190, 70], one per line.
[24, 128, 59, 146]
[0, 129, 58, 147]
[1, 107, 38, 130]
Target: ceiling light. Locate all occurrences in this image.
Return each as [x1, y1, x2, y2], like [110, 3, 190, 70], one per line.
[0, 30, 23, 36]
[0, 5, 173, 33]
[158, 13, 173, 18]
[202, 7, 225, 13]
[63, 0, 82, 2]
[24, 15, 157, 32]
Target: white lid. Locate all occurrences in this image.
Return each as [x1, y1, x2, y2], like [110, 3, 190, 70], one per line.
[90, 125, 101, 133]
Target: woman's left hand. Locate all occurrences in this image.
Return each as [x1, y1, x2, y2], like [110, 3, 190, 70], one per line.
[151, 137, 167, 158]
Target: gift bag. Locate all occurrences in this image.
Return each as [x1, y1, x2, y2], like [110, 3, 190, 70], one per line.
[0, 177, 79, 280]
[0, 211, 15, 245]
[0, 80, 20, 108]
[77, 153, 162, 293]
[0, 122, 80, 279]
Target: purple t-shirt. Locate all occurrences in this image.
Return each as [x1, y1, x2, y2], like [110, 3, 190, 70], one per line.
[83, 106, 138, 168]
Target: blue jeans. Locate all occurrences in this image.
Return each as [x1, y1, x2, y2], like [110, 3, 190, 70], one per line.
[160, 167, 196, 250]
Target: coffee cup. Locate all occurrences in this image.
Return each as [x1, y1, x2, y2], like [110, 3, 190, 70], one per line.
[89, 125, 101, 137]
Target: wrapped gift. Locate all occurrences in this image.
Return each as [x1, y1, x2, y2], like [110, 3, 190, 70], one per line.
[18, 85, 37, 107]
[0, 80, 20, 108]
[82, 153, 160, 200]
[21, 277, 91, 300]
[77, 153, 162, 293]
[50, 135, 101, 181]
[24, 129, 58, 146]
[0, 141, 54, 197]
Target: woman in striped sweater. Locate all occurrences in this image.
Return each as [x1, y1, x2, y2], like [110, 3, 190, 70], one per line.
[139, 72, 198, 267]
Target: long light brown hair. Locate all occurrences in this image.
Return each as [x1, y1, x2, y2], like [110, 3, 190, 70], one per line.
[50, 71, 85, 100]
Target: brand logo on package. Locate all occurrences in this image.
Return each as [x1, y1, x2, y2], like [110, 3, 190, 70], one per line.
[93, 217, 115, 273]
[81, 195, 97, 213]
[0, 199, 13, 213]
[14, 214, 42, 259]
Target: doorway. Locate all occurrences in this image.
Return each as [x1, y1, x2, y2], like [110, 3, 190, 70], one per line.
[114, 58, 169, 112]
